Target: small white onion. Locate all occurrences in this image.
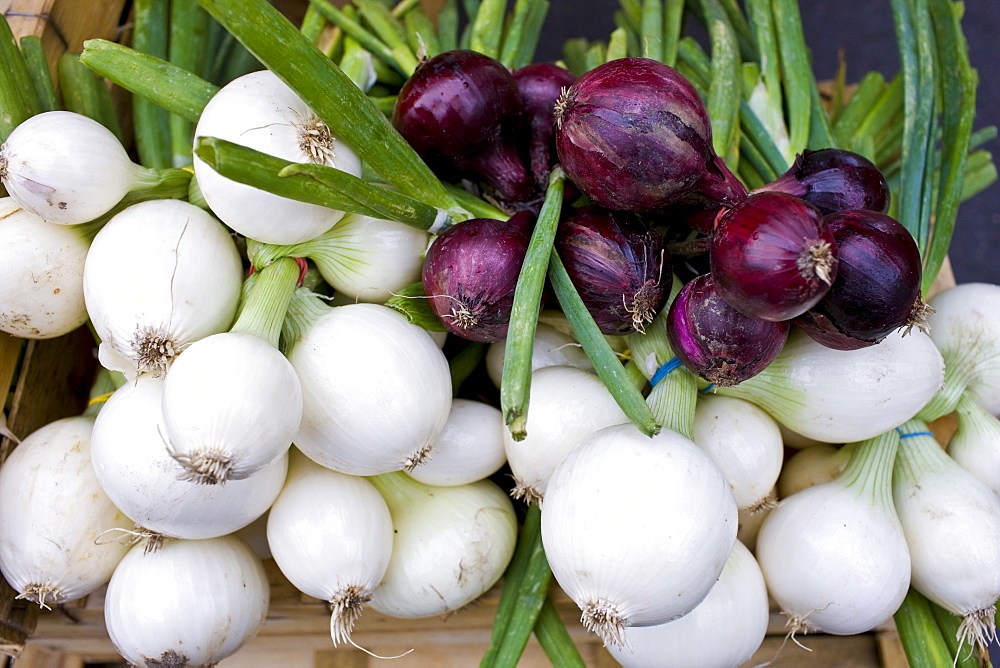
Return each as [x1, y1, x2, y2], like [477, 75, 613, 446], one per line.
[0, 416, 130, 607]
[193, 69, 362, 245]
[691, 394, 783, 511]
[91, 374, 288, 539]
[368, 472, 517, 618]
[777, 443, 853, 499]
[541, 423, 737, 648]
[608, 540, 769, 667]
[504, 365, 628, 503]
[407, 398, 507, 486]
[267, 450, 393, 644]
[84, 199, 244, 379]
[0, 111, 138, 225]
[0, 198, 95, 339]
[288, 300, 451, 475]
[104, 535, 269, 665]
[485, 322, 592, 389]
[161, 331, 302, 483]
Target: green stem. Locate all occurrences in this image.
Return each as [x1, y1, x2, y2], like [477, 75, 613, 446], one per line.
[640, 0, 663, 61]
[895, 587, 959, 668]
[662, 0, 685, 67]
[308, 0, 405, 75]
[501, 168, 565, 441]
[283, 287, 333, 348]
[707, 18, 741, 168]
[168, 0, 210, 166]
[355, 0, 419, 75]
[534, 594, 586, 668]
[197, 0, 459, 214]
[230, 256, 303, 348]
[838, 429, 899, 509]
[0, 14, 39, 141]
[131, 0, 173, 169]
[57, 54, 123, 141]
[469, 0, 506, 60]
[772, 0, 812, 157]
[18, 36, 58, 112]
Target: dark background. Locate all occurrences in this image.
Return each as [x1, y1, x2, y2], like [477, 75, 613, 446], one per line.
[534, 1, 1000, 286]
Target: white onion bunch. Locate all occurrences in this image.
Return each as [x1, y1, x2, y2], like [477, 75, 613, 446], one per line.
[0, 416, 130, 607]
[541, 423, 737, 648]
[0, 198, 97, 339]
[84, 198, 244, 379]
[193, 69, 362, 245]
[0, 111, 152, 225]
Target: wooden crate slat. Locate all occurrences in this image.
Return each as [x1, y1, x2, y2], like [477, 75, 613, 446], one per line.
[1, 0, 126, 71]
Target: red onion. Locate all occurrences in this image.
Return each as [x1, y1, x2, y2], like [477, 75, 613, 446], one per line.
[422, 210, 534, 343]
[392, 50, 537, 210]
[553, 57, 746, 213]
[555, 206, 671, 335]
[666, 273, 790, 386]
[795, 210, 925, 350]
[758, 148, 890, 215]
[710, 191, 838, 322]
[514, 63, 577, 190]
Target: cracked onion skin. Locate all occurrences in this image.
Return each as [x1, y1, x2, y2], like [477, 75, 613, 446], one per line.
[710, 191, 838, 322]
[795, 209, 924, 350]
[555, 206, 670, 335]
[554, 57, 746, 213]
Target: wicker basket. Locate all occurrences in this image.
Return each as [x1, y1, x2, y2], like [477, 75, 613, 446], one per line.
[1, 1, 960, 665]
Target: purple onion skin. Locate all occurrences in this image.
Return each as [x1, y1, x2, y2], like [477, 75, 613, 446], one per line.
[554, 57, 746, 213]
[422, 210, 534, 343]
[667, 273, 790, 386]
[711, 191, 838, 322]
[795, 209, 924, 350]
[392, 50, 537, 209]
[514, 63, 577, 190]
[556, 206, 671, 335]
[759, 149, 890, 215]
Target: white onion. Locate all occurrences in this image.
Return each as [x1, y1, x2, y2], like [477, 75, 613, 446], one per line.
[608, 540, 769, 667]
[691, 394, 783, 512]
[0, 111, 139, 225]
[485, 322, 592, 389]
[541, 423, 737, 648]
[84, 199, 244, 379]
[0, 416, 130, 607]
[893, 421, 1000, 654]
[368, 472, 517, 618]
[267, 450, 393, 644]
[193, 69, 362, 244]
[504, 365, 628, 503]
[406, 398, 507, 486]
[756, 429, 911, 635]
[104, 535, 269, 665]
[161, 331, 302, 483]
[777, 443, 853, 499]
[948, 393, 1000, 498]
[286, 297, 451, 475]
[91, 374, 288, 539]
[0, 198, 95, 339]
[716, 328, 944, 443]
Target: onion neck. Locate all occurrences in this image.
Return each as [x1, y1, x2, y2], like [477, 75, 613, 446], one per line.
[837, 428, 899, 510]
[954, 392, 1000, 442]
[917, 346, 976, 421]
[367, 470, 429, 510]
[230, 256, 303, 348]
[892, 419, 948, 490]
[282, 286, 335, 349]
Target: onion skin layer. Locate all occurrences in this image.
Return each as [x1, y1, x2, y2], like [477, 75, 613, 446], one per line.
[759, 148, 890, 216]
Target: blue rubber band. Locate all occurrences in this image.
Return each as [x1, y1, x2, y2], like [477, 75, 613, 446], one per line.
[649, 357, 683, 388]
[700, 383, 715, 393]
[895, 427, 935, 439]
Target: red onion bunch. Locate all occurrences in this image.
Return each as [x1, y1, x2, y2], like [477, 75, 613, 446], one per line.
[758, 148, 890, 215]
[555, 206, 671, 335]
[422, 211, 535, 343]
[666, 273, 790, 387]
[513, 62, 577, 190]
[795, 209, 926, 350]
[392, 50, 537, 210]
[710, 191, 838, 322]
[553, 57, 746, 213]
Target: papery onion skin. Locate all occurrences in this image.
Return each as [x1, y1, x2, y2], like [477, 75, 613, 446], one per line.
[667, 273, 789, 386]
[554, 57, 746, 212]
[795, 209, 923, 350]
[711, 191, 838, 322]
[422, 210, 534, 342]
[514, 62, 577, 190]
[392, 49, 537, 209]
[556, 206, 671, 335]
[758, 148, 890, 215]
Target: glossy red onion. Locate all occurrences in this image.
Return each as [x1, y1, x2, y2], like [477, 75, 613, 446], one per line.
[514, 63, 577, 190]
[422, 210, 534, 343]
[392, 50, 536, 209]
[553, 57, 746, 213]
[555, 206, 671, 335]
[758, 148, 890, 215]
[710, 191, 838, 322]
[795, 210, 926, 350]
[666, 273, 790, 387]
